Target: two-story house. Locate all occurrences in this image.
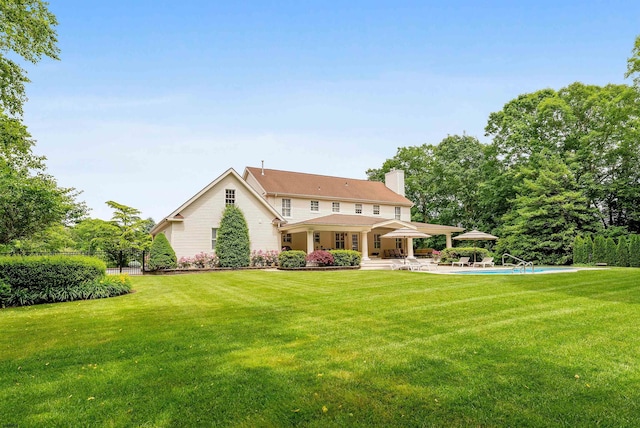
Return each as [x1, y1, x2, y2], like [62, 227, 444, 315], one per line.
[150, 166, 463, 260]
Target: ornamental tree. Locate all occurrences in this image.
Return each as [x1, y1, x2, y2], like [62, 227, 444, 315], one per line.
[216, 205, 250, 268]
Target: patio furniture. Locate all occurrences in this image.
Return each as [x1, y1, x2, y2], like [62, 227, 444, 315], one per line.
[408, 258, 438, 271]
[452, 257, 471, 267]
[473, 257, 494, 268]
[391, 259, 410, 270]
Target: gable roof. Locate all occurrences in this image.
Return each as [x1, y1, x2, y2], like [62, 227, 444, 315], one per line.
[244, 167, 413, 206]
[150, 168, 284, 236]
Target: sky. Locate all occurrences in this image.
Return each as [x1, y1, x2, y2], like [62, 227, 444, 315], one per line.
[21, 0, 640, 222]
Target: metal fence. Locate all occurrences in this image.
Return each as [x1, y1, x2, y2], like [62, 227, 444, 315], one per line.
[0, 249, 147, 275]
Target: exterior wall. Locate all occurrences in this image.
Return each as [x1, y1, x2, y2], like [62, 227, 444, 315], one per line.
[273, 196, 411, 223]
[163, 174, 280, 259]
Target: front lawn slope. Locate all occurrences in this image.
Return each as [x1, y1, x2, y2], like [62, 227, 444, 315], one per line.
[1, 269, 639, 426]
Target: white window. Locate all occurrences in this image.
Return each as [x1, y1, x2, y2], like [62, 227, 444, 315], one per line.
[283, 233, 292, 243]
[282, 199, 291, 217]
[225, 189, 235, 205]
[211, 228, 218, 249]
[310, 200, 319, 212]
[373, 234, 381, 249]
[395, 206, 401, 220]
[335, 232, 346, 249]
[332, 202, 340, 213]
[355, 204, 362, 214]
[373, 205, 380, 215]
[351, 234, 359, 251]
[314, 232, 320, 243]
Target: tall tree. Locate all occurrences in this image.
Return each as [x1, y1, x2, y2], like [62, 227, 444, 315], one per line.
[216, 205, 250, 268]
[105, 201, 153, 251]
[0, 0, 59, 117]
[495, 153, 599, 265]
[626, 34, 640, 87]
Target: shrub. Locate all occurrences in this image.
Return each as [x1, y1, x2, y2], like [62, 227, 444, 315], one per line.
[329, 250, 362, 266]
[630, 235, 640, 267]
[605, 237, 617, 266]
[583, 236, 594, 264]
[148, 233, 177, 271]
[216, 205, 250, 268]
[440, 247, 489, 264]
[0, 255, 130, 307]
[593, 235, 607, 264]
[0, 256, 106, 290]
[278, 250, 307, 268]
[616, 236, 629, 267]
[192, 252, 218, 268]
[250, 250, 280, 267]
[306, 250, 334, 266]
[573, 236, 585, 264]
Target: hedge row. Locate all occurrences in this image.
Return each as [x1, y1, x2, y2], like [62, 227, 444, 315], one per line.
[574, 234, 640, 267]
[0, 256, 131, 308]
[279, 249, 362, 268]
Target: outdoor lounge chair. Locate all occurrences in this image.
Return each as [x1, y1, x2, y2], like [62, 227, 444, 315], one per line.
[473, 257, 494, 268]
[390, 259, 410, 270]
[408, 258, 438, 271]
[452, 257, 471, 267]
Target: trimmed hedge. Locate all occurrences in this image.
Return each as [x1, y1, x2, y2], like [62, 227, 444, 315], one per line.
[329, 250, 362, 266]
[0, 256, 131, 307]
[148, 233, 177, 271]
[278, 250, 307, 268]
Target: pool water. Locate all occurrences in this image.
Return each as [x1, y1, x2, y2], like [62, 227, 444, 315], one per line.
[452, 267, 577, 275]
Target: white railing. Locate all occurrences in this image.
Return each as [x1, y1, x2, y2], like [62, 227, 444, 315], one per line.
[502, 253, 534, 273]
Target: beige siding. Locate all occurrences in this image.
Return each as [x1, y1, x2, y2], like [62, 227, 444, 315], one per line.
[275, 196, 410, 223]
[165, 174, 280, 259]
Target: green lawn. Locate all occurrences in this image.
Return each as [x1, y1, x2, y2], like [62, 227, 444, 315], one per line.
[2, 269, 640, 427]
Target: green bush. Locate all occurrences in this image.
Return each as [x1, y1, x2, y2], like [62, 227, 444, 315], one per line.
[216, 205, 251, 268]
[0, 256, 106, 290]
[605, 237, 617, 266]
[0, 256, 130, 307]
[630, 235, 640, 267]
[593, 235, 607, 264]
[148, 233, 177, 271]
[278, 250, 307, 268]
[329, 250, 362, 266]
[573, 236, 585, 264]
[616, 236, 629, 267]
[583, 236, 594, 264]
[440, 247, 489, 264]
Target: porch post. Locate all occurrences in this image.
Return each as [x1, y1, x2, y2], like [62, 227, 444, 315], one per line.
[306, 230, 314, 254]
[445, 233, 453, 248]
[361, 231, 370, 261]
[407, 238, 415, 259]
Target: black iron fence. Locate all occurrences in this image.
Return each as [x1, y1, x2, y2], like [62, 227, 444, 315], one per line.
[0, 249, 147, 275]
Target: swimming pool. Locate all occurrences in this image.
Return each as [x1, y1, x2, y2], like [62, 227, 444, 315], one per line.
[451, 267, 578, 275]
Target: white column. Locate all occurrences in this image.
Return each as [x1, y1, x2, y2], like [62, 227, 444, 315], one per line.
[361, 231, 370, 261]
[445, 233, 452, 248]
[307, 230, 314, 254]
[407, 237, 415, 259]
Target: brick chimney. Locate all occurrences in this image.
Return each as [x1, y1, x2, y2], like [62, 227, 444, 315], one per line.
[384, 169, 405, 197]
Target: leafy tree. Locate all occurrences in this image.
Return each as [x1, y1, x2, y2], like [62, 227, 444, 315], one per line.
[495, 153, 598, 265]
[105, 200, 153, 251]
[0, 0, 59, 117]
[216, 205, 250, 268]
[629, 234, 640, 267]
[616, 236, 629, 267]
[626, 34, 640, 87]
[148, 233, 177, 271]
[605, 237, 617, 266]
[71, 218, 121, 253]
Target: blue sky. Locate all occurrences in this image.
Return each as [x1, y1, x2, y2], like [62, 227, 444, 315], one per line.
[22, 1, 640, 221]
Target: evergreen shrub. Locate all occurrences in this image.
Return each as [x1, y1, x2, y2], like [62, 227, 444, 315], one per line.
[216, 205, 251, 268]
[278, 250, 306, 268]
[329, 250, 362, 266]
[593, 235, 607, 264]
[583, 236, 594, 264]
[629, 235, 640, 267]
[148, 233, 177, 271]
[616, 236, 629, 267]
[605, 237, 617, 266]
[573, 236, 585, 264]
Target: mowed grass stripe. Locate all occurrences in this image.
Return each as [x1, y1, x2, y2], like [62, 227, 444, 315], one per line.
[2, 269, 640, 427]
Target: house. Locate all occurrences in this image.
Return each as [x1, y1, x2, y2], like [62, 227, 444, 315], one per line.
[150, 166, 463, 260]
